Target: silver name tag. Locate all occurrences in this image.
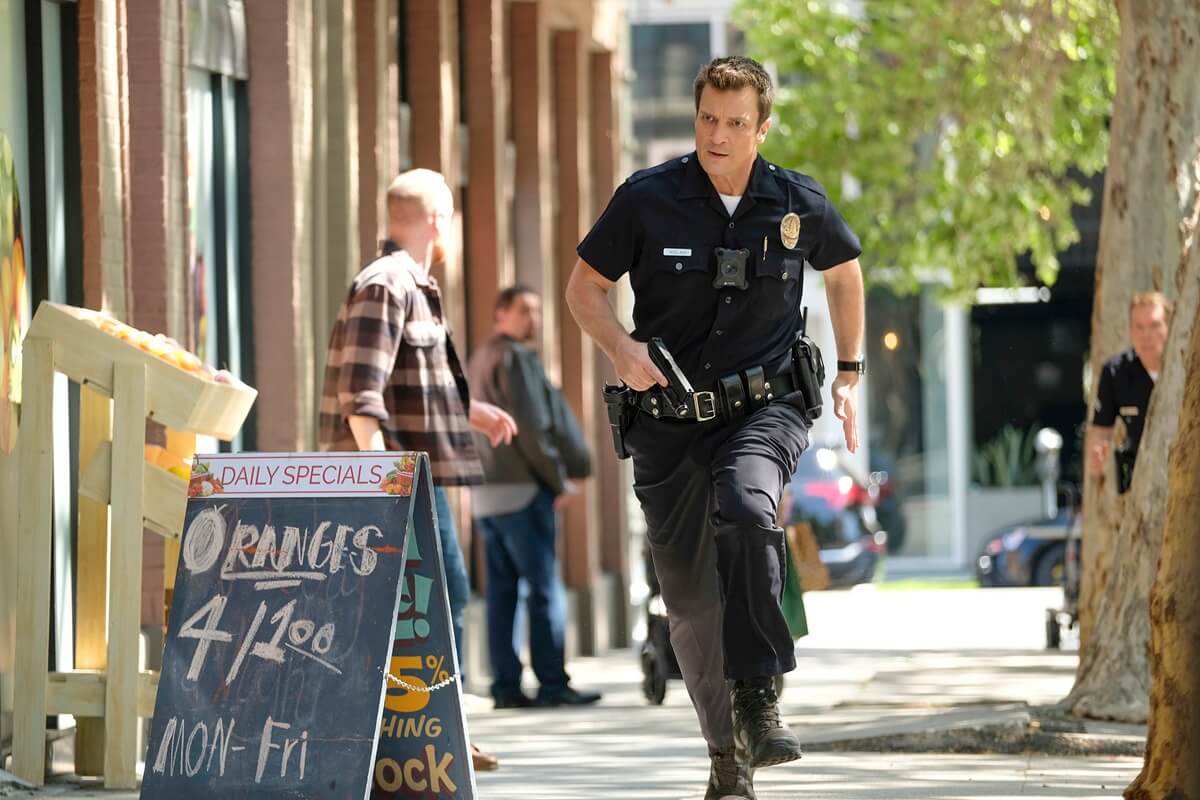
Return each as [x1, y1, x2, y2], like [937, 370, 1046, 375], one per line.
[663, 248, 692, 257]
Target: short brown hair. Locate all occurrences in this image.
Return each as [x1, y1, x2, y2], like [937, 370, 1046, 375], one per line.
[693, 56, 774, 125]
[1130, 291, 1171, 319]
[494, 284, 537, 312]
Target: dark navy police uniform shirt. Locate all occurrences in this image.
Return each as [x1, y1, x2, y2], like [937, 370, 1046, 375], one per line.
[577, 152, 861, 386]
[1092, 348, 1155, 457]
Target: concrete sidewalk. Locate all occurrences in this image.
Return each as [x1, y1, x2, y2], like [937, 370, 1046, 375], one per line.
[466, 646, 1140, 799]
[464, 587, 1142, 799]
[2, 587, 1146, 798]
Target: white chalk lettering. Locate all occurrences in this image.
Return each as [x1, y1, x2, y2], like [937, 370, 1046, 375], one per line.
[151, 717, 236, 779]
[151, 716, 186, 776]
[280, 730, 309, 780]
[256, 717, 290, 783]
[210, 517, 383, 590]
[252, 599, 296, 664]
[206, 717, 236, 776]
[177, 595, 233, 682]
[329, 525, 353, 573]
[250, 525, 277, 569]
[351, 525, 381, 576]
[225, 599, 270, 684]
[311, 623, 335, 655]
[185, 721, 208, 777]
[223, 522, 260, 574]
[306, 521, 334, 570]
[255, 716, 310, 783]
[183, 507, 227, 575]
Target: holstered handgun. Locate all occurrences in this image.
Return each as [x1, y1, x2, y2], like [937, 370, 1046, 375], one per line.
[792, 310, 825, 419]
[602, 384, 634, 460]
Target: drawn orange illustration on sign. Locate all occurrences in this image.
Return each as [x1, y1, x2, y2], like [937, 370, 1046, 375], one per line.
[380, 455, 417, 496]
[188, 461, 226, 497]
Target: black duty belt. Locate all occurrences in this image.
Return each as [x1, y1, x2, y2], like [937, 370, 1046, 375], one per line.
[636, 365, 798, 423]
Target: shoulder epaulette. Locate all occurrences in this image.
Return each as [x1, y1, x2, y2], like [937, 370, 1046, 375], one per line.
[625, 157, 688, 185]
[768, 162, 828, 199]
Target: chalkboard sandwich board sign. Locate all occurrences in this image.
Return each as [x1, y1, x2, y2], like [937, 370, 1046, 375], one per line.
[143, 452, 431, 799]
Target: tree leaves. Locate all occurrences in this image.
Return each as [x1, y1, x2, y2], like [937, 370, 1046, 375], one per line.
[734, 0, 1117, 295]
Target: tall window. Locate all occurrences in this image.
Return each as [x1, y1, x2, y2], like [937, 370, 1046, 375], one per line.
[187, 0, 254, 450]
[630, 23, 710, 167]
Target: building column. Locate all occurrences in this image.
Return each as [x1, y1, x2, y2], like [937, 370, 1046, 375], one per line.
[553, 27, 601, 654]
[463, 0, 510, 350]
[245, 0, 313, 451]
[509, 1, 557, 368]
[76, 0, 133, 775]
[79, 0, 131, 317]
[125, 0, 189, 725]
[588, 47, 630, 646]
[406, 0, 466, 339]
[310, 2, 361, 433]
[355, 0, 400, 264]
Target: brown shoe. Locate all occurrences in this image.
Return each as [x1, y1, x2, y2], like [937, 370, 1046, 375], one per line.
[471, 742, 499, 772]
[704, 748, 755, 799]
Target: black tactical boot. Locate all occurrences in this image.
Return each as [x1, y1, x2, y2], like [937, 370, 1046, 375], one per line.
[703, 748, 756, 800]
[731, 676, 803, 768]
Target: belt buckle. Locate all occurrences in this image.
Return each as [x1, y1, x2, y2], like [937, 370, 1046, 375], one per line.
[692, 391, 718, 422]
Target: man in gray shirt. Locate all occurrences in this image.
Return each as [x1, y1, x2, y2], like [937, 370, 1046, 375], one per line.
[468, 286, 601, 709]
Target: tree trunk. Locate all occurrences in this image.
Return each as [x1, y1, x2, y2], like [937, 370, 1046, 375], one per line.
[1124, 255, 1200, 800]
[1068, 0, 1200, 722]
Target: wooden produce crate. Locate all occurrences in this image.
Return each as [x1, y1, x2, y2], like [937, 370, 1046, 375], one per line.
[25, 302, 256, 440]
[12, 302, 257, 789]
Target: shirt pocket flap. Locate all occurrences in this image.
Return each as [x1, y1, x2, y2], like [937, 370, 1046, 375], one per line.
[661, 251, 708, 275]
[756, 252, 802, 282]
[402, 320, 447, 348]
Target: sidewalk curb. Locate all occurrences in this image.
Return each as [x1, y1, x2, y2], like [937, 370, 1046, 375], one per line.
[805, 712, 1146, 757]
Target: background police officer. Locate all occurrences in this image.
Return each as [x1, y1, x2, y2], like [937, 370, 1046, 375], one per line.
[1088, 291, 1170, 493]
[566, 57, 865, 800]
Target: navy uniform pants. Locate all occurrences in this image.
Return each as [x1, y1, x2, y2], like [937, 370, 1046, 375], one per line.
[626, 392, 809, 753]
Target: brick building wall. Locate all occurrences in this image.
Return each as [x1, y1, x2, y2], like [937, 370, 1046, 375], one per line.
[0, 3, 632, 753]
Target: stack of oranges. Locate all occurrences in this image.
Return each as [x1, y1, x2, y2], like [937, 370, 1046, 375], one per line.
[85, 311, 240, 385]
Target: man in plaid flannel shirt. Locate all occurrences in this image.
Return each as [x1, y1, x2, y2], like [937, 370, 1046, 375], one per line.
[319, 168, 516, 772]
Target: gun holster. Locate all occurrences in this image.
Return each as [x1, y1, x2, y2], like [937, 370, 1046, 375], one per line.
[603, 384, 635, 459]
[791, 333, 825, 419]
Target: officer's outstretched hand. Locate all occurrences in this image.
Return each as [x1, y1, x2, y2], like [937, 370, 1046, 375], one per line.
[831, 374, 860, 453]
[614, 338, 669, 391]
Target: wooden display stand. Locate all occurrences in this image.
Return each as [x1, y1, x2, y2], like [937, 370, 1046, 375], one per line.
[10, 302, 256, 788]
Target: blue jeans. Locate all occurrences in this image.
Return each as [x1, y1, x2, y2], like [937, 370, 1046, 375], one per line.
[477, 487, 569, 700]
[434, 486, 471, 685]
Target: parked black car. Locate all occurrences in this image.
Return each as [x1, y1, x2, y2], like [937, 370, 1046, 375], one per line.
[975, 506, 1081, 587]
[788, 447, 887, 587]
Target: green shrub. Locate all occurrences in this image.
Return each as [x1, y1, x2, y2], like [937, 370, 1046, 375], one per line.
[972, 424, 1039, 487]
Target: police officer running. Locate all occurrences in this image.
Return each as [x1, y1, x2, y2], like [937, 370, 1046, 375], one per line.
[1087, 291, 1170, 493]
[566, 57, 865, 799]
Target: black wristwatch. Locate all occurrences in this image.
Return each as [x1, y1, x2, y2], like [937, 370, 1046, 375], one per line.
[837, 359, 865, 375]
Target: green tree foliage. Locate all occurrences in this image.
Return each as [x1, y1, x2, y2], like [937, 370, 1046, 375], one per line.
[733, 0, 1118, 294]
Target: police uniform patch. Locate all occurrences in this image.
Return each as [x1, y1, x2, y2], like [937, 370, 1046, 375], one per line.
[780, 213, 801, 250]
